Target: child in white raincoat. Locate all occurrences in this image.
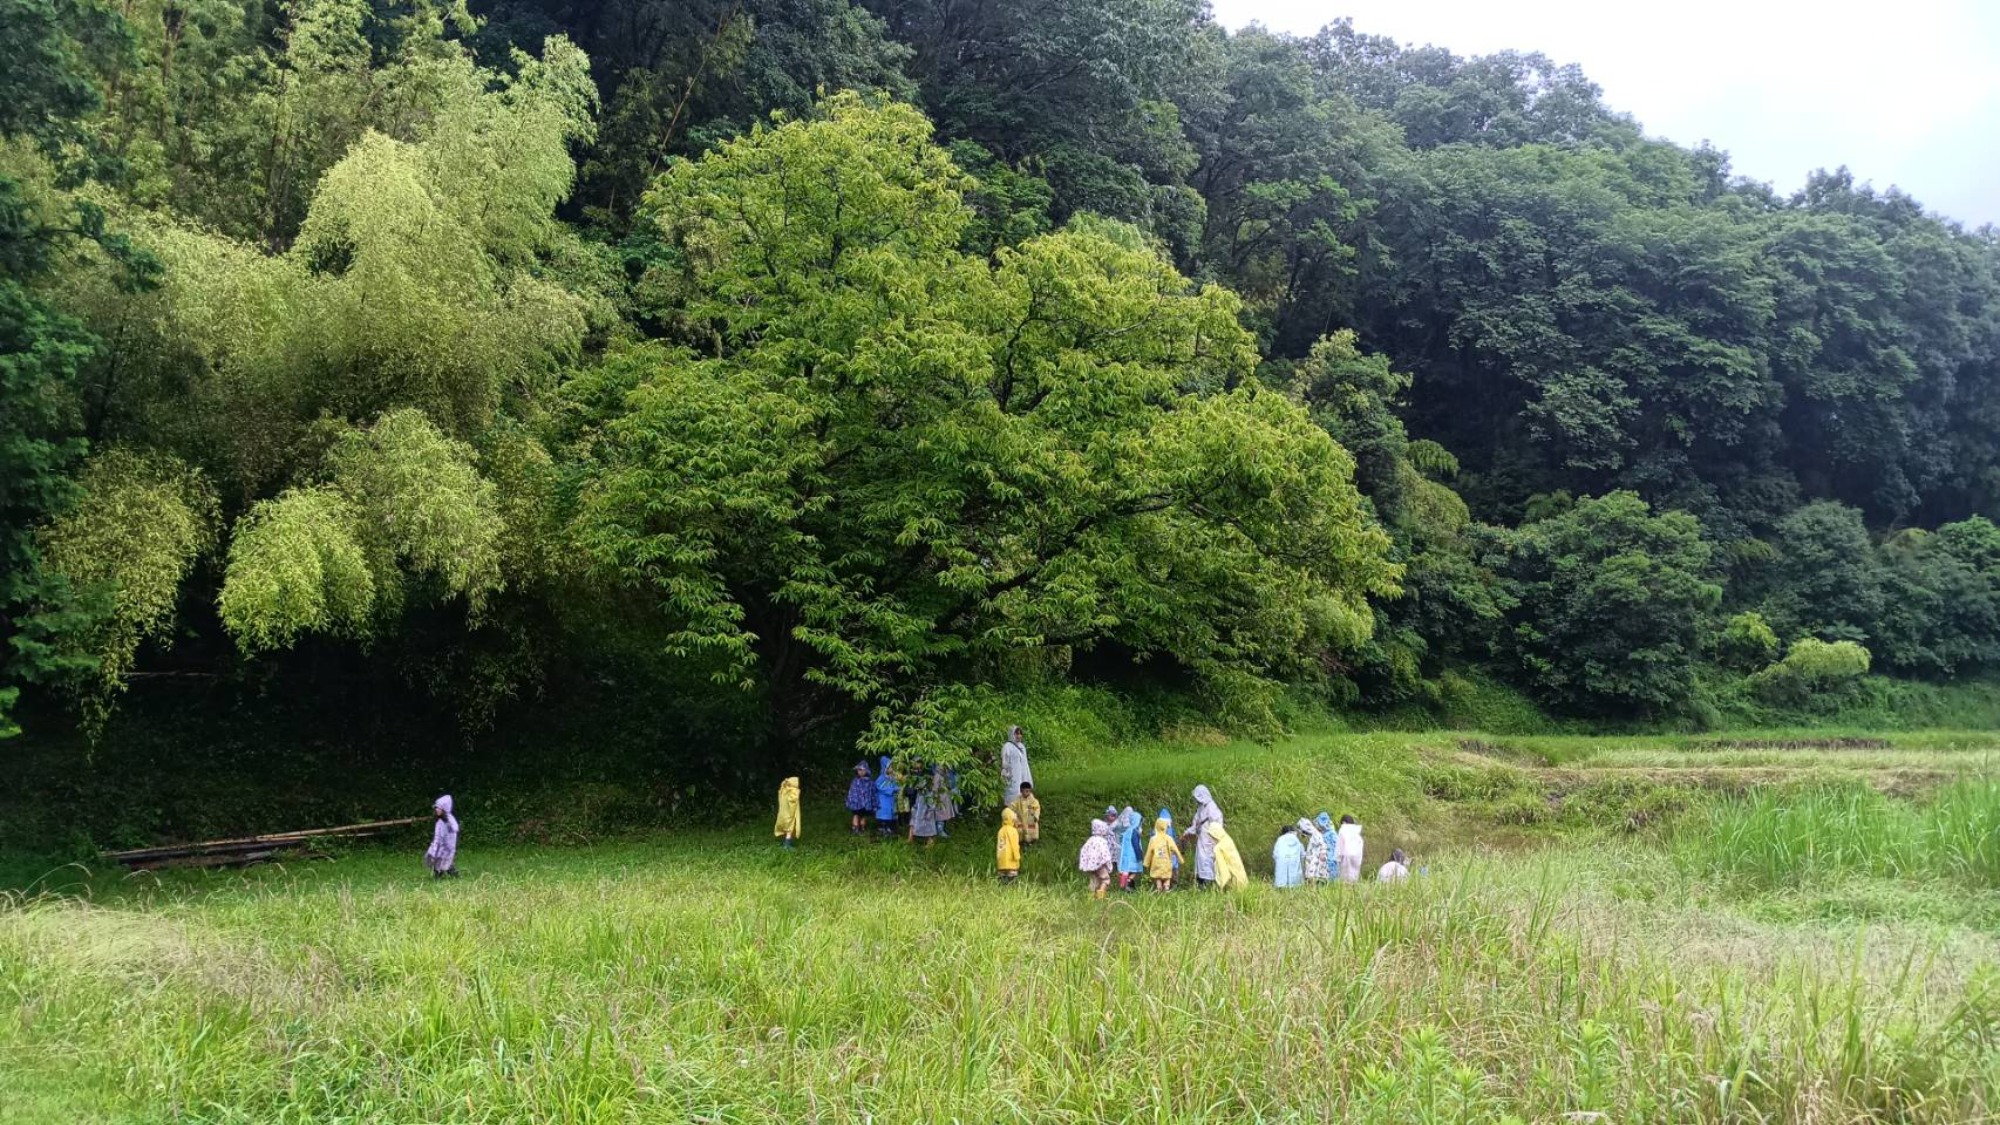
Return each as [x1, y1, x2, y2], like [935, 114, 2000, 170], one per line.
[1334, 813, 1364, 884]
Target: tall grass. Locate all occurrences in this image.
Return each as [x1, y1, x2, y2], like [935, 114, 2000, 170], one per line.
[3, 838, 1997, 1123]
[1681, 779, 2000, 888]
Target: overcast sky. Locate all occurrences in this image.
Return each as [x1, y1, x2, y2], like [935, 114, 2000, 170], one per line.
[1205, 0, 2000, 229]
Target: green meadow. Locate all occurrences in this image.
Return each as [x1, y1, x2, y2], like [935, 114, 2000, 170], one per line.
[7, 730, 2000, 1124]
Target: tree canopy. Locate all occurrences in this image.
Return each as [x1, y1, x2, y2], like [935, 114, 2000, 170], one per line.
[7, 0, 2000, 776]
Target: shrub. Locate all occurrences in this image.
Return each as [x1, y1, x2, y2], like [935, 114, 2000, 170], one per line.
[1715, 611, 1779, 670]
[1480, 492, 1720, 718]
[1750, 638, 1872, 705]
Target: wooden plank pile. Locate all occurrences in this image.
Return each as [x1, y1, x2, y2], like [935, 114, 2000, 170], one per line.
[101, 817, 428, 871]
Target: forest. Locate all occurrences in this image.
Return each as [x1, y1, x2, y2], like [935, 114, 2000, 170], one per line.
[6, 0, 2000, 819]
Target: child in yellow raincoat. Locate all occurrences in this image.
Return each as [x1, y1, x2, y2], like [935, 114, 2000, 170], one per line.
[1206, 822, 1248, 891]
[1011, 783, 1041, 845]
[996, 807, 1022, 883]
[774, 777, 801, 847]
[1142, 817, 1182, 892]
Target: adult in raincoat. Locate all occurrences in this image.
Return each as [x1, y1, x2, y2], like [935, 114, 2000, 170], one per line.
[873, 756, 901, 837]
[426, 795, 459, 878]
[1206, 822, 1248, 891]
[1272, 824, 1303, 888]
[774, 777, 801, 846]
[1298, 817, 1330, 884]
[1183, 785, 1224, 886]
[999, 727, 1033, 809]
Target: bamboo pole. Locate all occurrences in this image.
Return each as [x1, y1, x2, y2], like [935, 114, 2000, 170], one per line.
[102, 816, 428, 864]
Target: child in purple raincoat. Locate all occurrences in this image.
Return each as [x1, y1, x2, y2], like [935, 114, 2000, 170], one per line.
[845, 761, 874, 834]
[426, 795, 459, 879]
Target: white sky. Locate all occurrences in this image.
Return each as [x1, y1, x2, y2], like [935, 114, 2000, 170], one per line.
[1205, 0, 2000, 229]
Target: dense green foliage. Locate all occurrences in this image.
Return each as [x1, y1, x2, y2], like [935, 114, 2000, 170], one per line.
[1481, 491, 1720, 716]
[7, 0, 2000, 795]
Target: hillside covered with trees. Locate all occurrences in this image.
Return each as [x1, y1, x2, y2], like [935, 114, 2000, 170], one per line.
[6, 0, 2000, 818]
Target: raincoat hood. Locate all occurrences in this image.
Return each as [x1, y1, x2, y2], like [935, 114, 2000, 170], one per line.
[1002, 807, 1019, 825]
[854, 761, 870, 776]
[434, 795, 457, 830]
[780, 777, 800, 795]
[1315, 812, 1333, 832]
[1154, 817, 1171, 833]
[1090, 818, 1113, 837]
[879, 755, 894, 775]
[1297, 817, 1319, 838]
[1192, 785, 1212, 806]
[1121, 806, 1139, 830]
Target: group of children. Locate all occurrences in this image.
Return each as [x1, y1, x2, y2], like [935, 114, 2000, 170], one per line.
[429, 736, 1417, 899]
[791, 755, 1420, 896]
[1059, 805, 1195, 897]
[1061, 790, 1412, 897]
[842, 757, 970, 843]
[1270, 813, 1410, 887]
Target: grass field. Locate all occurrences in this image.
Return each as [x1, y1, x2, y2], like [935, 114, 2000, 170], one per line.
[6, 730, 2000, 1123]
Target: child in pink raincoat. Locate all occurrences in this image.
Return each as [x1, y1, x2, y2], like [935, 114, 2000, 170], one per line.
[1078, 817, 1116, 899]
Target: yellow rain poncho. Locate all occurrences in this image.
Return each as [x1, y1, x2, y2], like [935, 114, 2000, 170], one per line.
[1143, 818, 1182, 880]
[774, 777, 801, 838]
[996, 807, 1022, 873]
[1011, 792, 1041, 843]
[1207, 822, 1248, 891]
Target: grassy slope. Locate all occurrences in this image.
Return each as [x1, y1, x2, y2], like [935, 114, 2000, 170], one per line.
[6, 730, 2000, 1123]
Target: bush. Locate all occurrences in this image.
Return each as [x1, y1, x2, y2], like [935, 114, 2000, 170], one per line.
[1715, 611, 1779, 671]
[1750, 638, 1872, 706]
[1480, 492, 1720, 718]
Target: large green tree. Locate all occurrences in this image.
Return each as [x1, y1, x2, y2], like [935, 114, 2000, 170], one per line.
[1482, 491, 1719, 716]
[571, 96, 1400, 754]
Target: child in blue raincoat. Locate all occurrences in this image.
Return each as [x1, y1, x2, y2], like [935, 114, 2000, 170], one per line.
[873, 756, 901, 838]
[1272, 824, 1304, 888]
[1116, 807, 1145, 890]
